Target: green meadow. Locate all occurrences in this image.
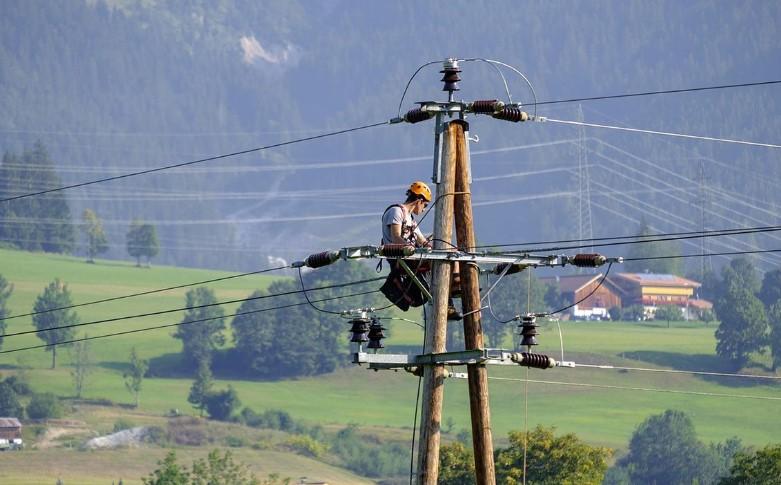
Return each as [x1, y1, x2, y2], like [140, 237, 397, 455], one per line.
[1, 247, 780, 483]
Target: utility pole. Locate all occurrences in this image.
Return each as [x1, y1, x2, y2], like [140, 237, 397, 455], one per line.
[416, 118, 457, 484]
[454, 119, 496, 484]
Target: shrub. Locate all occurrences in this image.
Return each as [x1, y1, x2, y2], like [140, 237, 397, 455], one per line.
[3, 375, 32, 395]
[0, 381, 23, 417]
[26, 392, 63, 419]
[203, 387, 240, 421]
[144, 426, 167, 445]
[113, 418, 135, 433]
[285, 434, 328, 458]
[225, 435, 246, 448]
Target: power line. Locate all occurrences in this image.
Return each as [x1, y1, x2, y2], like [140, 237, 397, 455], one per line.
[0, 264, 292, 322]
[1, 276, 384, 339]
[625, 248, 781, 262]
[3, 231, 777, 326]
[0, 289, 379, 355]
[573, 363, 781, 381]
[485, 225, 781, 254]
[527, 80, 781, 107]
[475, 224, 781, 250]
[482, 376, 781, 402]
[545, 118, 781, 149]
[0, 121, 388, 203]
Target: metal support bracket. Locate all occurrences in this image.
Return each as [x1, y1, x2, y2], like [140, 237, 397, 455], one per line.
[353, 348, 561, 370]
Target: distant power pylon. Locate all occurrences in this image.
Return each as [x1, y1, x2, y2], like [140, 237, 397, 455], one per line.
[577, 104, 595, 267]
[697, 158, 712, 280]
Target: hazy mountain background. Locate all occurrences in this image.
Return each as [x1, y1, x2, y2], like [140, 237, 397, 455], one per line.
[1, 0, 780, 274]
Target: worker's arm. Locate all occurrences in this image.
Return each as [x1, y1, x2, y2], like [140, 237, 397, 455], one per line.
[387, 224, 408, 245]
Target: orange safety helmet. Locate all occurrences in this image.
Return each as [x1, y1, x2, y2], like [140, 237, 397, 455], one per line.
[408, 181, 432, 202]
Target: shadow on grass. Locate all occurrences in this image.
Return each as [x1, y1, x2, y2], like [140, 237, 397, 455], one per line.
[623, 350, 777, 388]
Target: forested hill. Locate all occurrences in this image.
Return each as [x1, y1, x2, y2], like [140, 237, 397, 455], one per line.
[1, 1, 779, 273]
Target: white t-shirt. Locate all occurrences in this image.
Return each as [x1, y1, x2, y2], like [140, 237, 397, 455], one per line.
[382, 205, 424, 246]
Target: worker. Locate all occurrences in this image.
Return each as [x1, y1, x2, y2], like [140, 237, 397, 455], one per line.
[381, 180, 432, 248]
[379, 181, 462, 320]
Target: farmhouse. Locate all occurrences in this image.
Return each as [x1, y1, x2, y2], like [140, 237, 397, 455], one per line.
[540, 273, 624, 319]
[609, 272, 712, 319]
[0, 417, 23, 450]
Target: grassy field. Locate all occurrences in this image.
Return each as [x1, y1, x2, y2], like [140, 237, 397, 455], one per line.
[1, 248, 780, 483]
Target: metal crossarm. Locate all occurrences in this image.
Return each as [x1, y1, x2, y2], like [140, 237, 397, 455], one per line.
[353, 348, 568, 370]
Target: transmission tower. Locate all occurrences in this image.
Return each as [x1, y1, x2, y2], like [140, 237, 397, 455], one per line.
[577, 104, 595, 265]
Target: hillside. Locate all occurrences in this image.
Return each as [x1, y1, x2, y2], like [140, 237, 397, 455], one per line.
[1, 1, 779, 273]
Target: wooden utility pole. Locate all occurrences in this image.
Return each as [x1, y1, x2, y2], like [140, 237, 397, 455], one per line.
[416, 119, 458, 484]
[453, 119, 496, 484]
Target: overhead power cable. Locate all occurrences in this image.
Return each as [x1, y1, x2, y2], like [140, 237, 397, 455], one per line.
[488, 225, 781, 254]
[1, 276, 384, 339]
[0, 121, 388, 203]
[0, 289, 379, 356]
[483, 376, 781, 402]
[0, 264, 291, 322]
[625, 248, 781, 261]
[573, 363, 781, 381]
[475, 224, 781, 251]
[544, 118, 781, 149]
[527, 80, 781, 107]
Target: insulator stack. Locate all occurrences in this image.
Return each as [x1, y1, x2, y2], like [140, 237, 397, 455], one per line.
[441, 58, 461, 94]
[493, 262, 527, 275]
[492, 106, 529, 123]
[470, 100, 504, 114]
[348, 316, 370, 344]
[404, 108, 435, 124]
[518, 314, 539, 348]
[571, 253, 607, 267]
[367, 318, 386, 350]
[304, 251, 340, 268]
[511, 352, 556, 369]
[379, 244, 416, 258]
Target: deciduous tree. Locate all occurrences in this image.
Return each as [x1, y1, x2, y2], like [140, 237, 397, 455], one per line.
[173, 287, 225, 368]
[123, 347, 148, 407]
[32, 279, 79, 368]
[439, 441, 475, 485]
[188, 360, 213, 417]
[719, 444, 781, 485]
[0, 381, 22, 417]
[126, 219, 159, 267]
[69, 337, 91, 398]
[619, 409, 720, 485]
[495, 425, 611, 484]
[766, 301, 781, 372]
[0, 274, 13, 351]
[81, 209, 108, 263]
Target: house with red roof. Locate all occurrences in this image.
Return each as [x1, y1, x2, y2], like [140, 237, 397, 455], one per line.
[539, 273, 624, 319]
[540, 272, 712, 320]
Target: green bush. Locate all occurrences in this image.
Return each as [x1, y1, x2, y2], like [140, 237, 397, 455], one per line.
[113, 418, 135, 432]
[144, 426, 166, 445]
[26, 392, 63, 419]
[285, 434, 327, 458]
[3, 375, 32, 396]
[224, 435, 245, 448]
